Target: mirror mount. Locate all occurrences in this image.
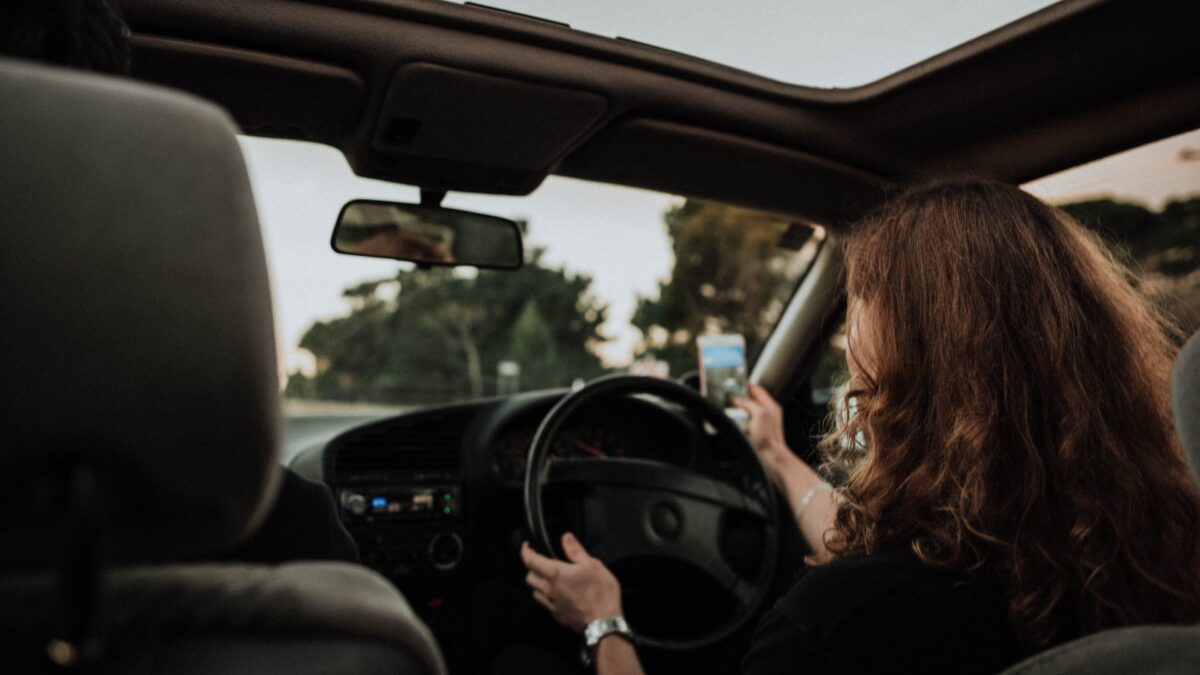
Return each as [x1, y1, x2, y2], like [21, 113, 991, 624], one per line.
[420, 189, 447, 208]
[414, 188, 443, 272]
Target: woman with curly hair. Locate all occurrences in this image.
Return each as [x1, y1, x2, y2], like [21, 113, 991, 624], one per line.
[519, 177, 1200, 674]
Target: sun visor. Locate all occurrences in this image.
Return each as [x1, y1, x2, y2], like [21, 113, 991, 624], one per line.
[131, 35, 365, 142]
[561, 118, 887, 226]
[368, 63, 608, 194]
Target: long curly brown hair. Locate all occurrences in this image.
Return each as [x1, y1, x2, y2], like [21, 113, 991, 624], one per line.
[821, 177, 1200, 647]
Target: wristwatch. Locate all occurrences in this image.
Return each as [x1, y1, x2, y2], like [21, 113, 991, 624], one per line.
[579, 616, 635, 668]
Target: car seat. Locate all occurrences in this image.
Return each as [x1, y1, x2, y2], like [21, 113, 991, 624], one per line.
[0, 57, 445, 675]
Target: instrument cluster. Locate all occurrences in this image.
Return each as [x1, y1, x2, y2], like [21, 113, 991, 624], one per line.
[489, 410, 687, 484]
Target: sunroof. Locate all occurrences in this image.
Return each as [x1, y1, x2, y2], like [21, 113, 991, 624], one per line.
[465, 0, 1063, 89]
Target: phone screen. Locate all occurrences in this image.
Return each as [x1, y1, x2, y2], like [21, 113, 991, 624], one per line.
[697, 334, 748, 409]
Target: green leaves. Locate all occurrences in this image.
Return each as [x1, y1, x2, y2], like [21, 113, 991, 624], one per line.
[287, 248, 607, 404]
[1063, 196, 1200, 334]
[631, 200, 816, 376]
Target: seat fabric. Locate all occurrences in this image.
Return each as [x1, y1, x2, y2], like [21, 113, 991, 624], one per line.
[0, 562, 445, 674]
[1000, 624, 1200, 674]
[1173, 330, 1200, 483]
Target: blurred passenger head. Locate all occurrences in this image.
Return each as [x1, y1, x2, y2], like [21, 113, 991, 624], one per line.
[823, 177, 1200, 646]
[0, 0, 130, 75]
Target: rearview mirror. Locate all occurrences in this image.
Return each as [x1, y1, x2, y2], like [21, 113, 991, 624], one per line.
[332, 200, 523, 269]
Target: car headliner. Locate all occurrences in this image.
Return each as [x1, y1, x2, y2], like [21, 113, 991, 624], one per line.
[119, 0, 1200, 228]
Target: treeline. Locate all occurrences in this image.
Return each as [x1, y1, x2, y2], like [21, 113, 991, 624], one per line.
[285, 195, 1199, 404]
[285, 247, 608, 404]
[1062, 197, 1200, 335]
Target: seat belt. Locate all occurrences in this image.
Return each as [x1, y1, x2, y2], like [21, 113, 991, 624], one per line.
[45, 465, 106, 672]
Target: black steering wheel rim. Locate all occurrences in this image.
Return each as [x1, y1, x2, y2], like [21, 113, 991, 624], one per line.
[523, 374, 780, 651]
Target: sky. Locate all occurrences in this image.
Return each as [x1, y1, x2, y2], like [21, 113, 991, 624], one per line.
[240, 1, 1200, 379]
[467, 0, 1061, 88]
[1024, 129, 1200, 210]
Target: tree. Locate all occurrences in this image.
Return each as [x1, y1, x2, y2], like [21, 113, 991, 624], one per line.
[631, 200, 816, 375]
[1063, 197, 1200, 334]
[286, 280, 394, 401]
[287, 247, 610, 404]
[626, 195, 1199, 379]
[1061, 200, 1165, 265]
[507, 300, 559, 390]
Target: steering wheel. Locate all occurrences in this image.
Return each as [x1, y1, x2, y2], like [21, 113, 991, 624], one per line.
[524, 375, 780, 651]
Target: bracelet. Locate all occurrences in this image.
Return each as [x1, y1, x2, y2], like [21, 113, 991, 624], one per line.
[796, 482, 833, 519]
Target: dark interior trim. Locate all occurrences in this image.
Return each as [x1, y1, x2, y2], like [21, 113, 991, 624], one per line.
[119, 0, 1200, 225]
[131, 34, 366, 142]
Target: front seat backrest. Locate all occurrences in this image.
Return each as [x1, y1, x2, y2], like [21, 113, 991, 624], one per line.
[999, 329, 1200, 674]
[0, 57, 445, 674]
[1173, 330, 1200, 483]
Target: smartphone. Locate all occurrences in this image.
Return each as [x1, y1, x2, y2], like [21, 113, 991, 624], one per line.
[697, 334, 748, 410]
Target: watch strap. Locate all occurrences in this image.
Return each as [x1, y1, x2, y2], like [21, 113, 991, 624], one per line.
[580, 616, 634, 668]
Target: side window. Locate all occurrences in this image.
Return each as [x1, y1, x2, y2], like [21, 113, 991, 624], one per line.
[780, 320, 848, 468]
[792, 130, 1199, 469]
[1025, 128, 1200, 336]
[808, 321, 848, 408]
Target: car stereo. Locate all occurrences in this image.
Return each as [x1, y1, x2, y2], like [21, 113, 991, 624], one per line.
[338, 485, 461, 523]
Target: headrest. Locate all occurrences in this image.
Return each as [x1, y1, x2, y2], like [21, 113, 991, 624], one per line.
[1173, 330, 1200, 486]
[0, 59, 280, 567]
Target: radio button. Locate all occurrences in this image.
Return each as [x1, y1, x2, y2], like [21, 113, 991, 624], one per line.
[344, 492, 367, 517]
[429, 532, 464, 570]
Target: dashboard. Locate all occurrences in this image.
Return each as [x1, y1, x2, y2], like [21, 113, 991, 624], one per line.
[288, 388, 700, 672]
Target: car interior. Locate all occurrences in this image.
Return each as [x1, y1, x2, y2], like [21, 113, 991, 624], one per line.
[2, 0, 1199, 673]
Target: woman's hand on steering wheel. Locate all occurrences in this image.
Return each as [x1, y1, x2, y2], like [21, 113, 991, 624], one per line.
[524, 375, 781, 649]
[521, 532, 623, 632]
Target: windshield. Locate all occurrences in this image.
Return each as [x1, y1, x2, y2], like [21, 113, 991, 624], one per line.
[243, 138, 823, 411]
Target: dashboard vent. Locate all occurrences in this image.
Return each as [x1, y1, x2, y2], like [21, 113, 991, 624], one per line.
[333, 408, 474, 480]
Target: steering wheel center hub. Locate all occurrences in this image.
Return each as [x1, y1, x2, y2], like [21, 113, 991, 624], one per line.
[649, 502, 683, 540]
